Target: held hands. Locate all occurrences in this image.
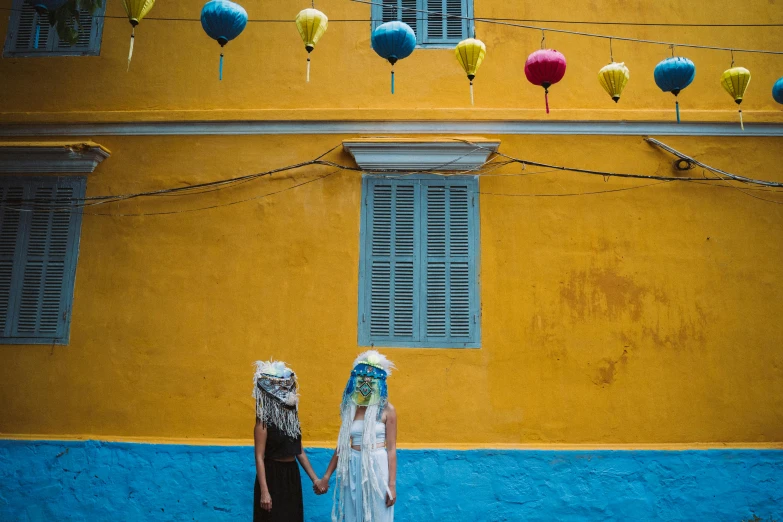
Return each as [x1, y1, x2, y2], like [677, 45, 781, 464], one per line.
[313, 477, 329, 495]
[386, 484, 397, 507]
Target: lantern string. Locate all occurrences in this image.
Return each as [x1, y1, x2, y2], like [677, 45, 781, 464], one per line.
[739, 109, 744, 131]
[306, 55, 311, 82]
[470, 80, 474, 106]
[391, 63, 395, 94]
[127, 27, 135, 72]
[730, 49, 735, 67]
[540, 29, 545, 49]
[609, 37, 613, 62]
[34, 24, 41, 49]
[545, 89, 550, 114]
[219, 52, 224, 81]
[670, 44, 675, 57]
[675, 99, 681, 123]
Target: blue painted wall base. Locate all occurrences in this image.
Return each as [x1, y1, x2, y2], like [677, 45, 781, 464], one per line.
[1, 440, 782, 521]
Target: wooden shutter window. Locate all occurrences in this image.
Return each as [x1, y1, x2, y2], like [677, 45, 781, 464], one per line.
[3, 0, 106, 57]
[375, 0, 471, 45]
[359, 176, 479, 348]
[0, 177, 85, 345]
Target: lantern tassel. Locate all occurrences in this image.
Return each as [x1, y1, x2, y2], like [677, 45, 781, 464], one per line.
[127, 28, 135, 72]
[739, 109, 744, 131]
[34, 24, 40, 49]
[470, 80, 474, 106]
[391, 65, 395, 94]
[545, 89, 550, 114]
[675, 99, 680, 123]
[306, 55, 311, 83]
[219, 52, 224, 81]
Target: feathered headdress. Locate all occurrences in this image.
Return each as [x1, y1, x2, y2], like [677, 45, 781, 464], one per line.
[252, 360, 301, 438]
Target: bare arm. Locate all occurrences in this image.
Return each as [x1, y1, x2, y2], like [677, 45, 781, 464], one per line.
[296, 449, 319, 484]
[314, 449, 339, 493]
[254, 420, 273, 512]
[384, 404, 398, 507]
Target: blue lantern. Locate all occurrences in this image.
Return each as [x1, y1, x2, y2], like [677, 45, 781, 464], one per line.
[773, 77, 783, 105]
[26, 0, 67, 49]
[201, 0, 248, 80]
[371, 21, 416, 94]
[654, 56, 696, 123]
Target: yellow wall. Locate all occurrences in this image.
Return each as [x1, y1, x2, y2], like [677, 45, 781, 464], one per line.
[0, 133, 781, 444]
[0, 0, 782, 122]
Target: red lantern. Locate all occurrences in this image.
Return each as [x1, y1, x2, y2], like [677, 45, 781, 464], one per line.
[524, 49, 567, 114]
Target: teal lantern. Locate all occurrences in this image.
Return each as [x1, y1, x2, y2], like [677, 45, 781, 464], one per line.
[371, 21, 416, 94]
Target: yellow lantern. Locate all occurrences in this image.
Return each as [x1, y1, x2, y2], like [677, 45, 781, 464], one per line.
[598, 62, 630, 103]
[295, 8, 328, 82]
[455, 38, 487, 105]
[721, 66, 751, 130]
[122, 0, 156, 71]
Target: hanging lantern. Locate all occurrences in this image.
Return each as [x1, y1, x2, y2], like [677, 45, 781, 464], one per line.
[598, 62, 630, 103]
[371, 21, 416, 94]
[654, 56, 696, 124]
[524, 49, 567, 114]
[201, 0, 248, 81]
[720, 67, 751, 130]
[295, 8, 328, 83]
[26, 0, 67, 49]
[772, 77, 783, 105]
[455, 38, 486, 105]
[121, 0, 156, 71]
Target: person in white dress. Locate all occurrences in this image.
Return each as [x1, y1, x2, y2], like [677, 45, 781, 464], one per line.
[316, 351, 397, 522]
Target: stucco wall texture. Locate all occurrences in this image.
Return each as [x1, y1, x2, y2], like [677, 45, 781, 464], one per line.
[0, 133, 781, 445]
[1, 440, 782, 521]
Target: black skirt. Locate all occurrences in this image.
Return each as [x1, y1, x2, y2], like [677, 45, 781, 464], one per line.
[253, 459, 304, 522]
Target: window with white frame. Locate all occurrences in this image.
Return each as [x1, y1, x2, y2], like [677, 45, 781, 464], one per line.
[358, 175, 481, 348]
[0, 176, 85, 345]
[3, 0, 106, 57]
[372, 0, 474, 47]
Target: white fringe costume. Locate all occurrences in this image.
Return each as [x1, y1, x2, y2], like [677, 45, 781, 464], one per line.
[332, 351, 395, 522]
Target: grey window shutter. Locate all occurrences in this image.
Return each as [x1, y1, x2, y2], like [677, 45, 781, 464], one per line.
[0, 185, 24, 336]
[0, 177, 85, 344]
[363, 179, 419, 344]
[378, 0, 419, 37]
[56, 8, 95, 50]
[422, 180, 475, 343]
[9, 2, 53, 52]
[4, 0, 106, 57]
[424, 0, 467, 43]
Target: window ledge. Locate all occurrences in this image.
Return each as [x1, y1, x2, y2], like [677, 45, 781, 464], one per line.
[343, 137, 500, 172]
[0, 141, 110, 173]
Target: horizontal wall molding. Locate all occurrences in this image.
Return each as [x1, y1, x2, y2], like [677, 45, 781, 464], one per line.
[1, 120, 783, 137]
[344, 139, 500, 171]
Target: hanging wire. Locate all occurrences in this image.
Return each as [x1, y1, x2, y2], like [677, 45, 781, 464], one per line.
[730, 48, 735, 67]
[609, 37, 613, 62]
[540, 29, 546, 49]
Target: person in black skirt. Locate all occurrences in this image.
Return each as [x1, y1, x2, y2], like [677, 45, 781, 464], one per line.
[253, 360, 326, 521]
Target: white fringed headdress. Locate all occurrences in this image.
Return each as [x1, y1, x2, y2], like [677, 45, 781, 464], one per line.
[252, 360, 301, 439]
[332, 350, 395, 522]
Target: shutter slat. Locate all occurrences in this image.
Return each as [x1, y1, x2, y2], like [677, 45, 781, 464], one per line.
[401, 0, 418, 32]
[445, 0, 464, 39]
[426, 0, 444, 40]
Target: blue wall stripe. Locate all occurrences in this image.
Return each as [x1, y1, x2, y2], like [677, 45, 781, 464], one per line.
[1, 440, 782, 521]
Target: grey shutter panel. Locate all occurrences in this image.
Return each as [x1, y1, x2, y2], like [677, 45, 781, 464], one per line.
[424, 0, 467, 43]
[0, 185, 24, 335]
[14, 183, 75, 338]
[4, 0, 105, 57]
[379, 0, 418, 39]
[422, 180, 474, 343]
[56, 8, 94, 50]
[10, 2, 53, 52]
[0, 177, 85, 344]
[365, 180, 418, 343]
